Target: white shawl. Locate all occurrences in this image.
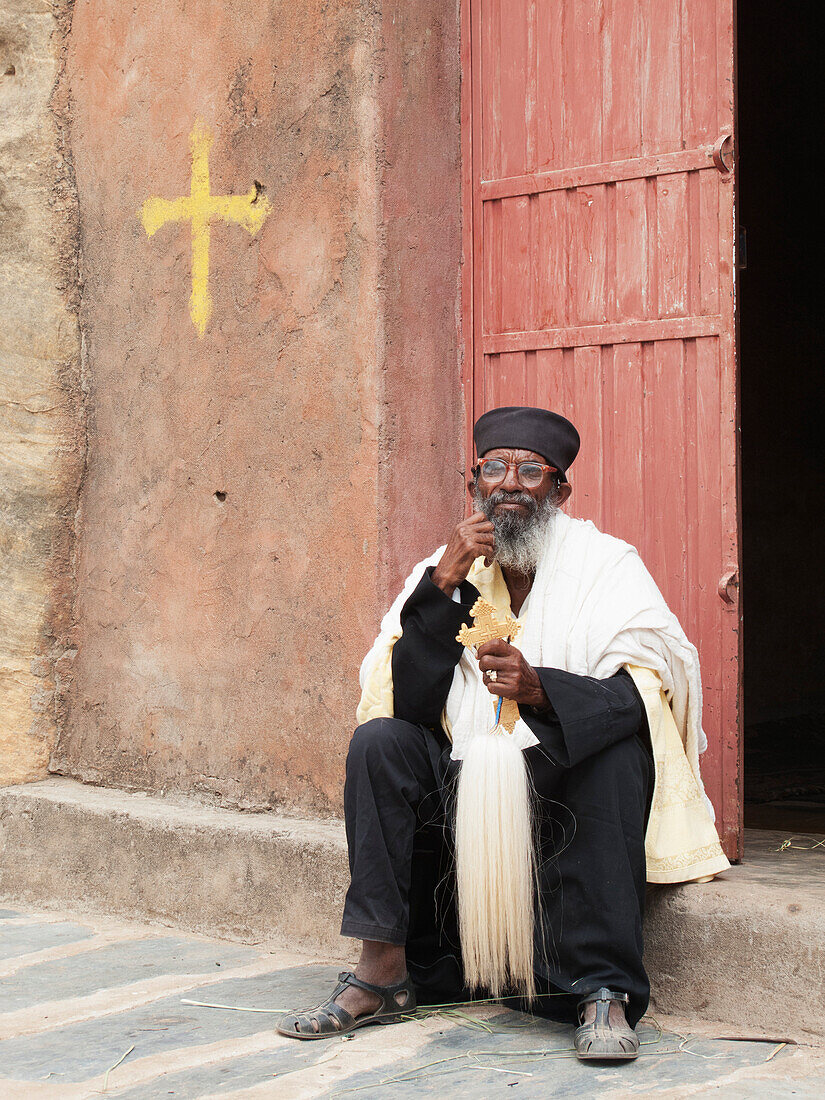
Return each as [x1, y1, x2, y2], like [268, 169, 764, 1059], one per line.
[360, 512, 712, 815]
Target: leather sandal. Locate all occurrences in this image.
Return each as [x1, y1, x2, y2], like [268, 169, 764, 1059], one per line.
[276, 971, 416, 1040]
[574, 987, 640, 1061]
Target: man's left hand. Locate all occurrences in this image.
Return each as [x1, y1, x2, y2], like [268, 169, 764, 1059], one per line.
[476, 639, 550, 709]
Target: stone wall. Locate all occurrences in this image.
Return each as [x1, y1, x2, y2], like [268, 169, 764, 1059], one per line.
[36, 0, 463, 814]
[0, 0, 83, 786]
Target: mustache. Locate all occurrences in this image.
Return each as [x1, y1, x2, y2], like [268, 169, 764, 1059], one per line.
[482, 489, 539, 514]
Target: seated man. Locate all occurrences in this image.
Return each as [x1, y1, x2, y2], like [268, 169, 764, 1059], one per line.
[278, 406, 729, 1060]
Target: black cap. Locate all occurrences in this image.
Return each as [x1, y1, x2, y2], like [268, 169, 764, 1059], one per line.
[473, 406, 580, 483]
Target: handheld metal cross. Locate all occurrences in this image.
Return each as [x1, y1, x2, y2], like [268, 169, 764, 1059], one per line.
[456, 598, 522, 735]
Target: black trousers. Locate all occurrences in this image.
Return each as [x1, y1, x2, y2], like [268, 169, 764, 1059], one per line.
[341, 717, 652, 1027]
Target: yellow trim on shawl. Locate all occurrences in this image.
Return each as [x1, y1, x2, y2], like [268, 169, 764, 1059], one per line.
[356, 642, 395, 726]
[355, 557, 730, 885]
[625, 664, 730, 883]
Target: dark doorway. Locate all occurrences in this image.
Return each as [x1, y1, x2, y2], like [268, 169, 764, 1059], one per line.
[738, 1, 825, 833]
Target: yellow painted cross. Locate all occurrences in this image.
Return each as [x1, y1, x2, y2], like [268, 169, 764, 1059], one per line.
[456, 598, 523, 735]
[140, 119, 272, 337]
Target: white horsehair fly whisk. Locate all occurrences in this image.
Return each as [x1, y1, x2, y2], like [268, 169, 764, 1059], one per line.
[454, 600, 538, 1000]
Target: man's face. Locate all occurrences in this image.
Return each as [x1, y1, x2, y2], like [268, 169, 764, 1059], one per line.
[471, 447, 572, 572]
[474, 447, 557, 518]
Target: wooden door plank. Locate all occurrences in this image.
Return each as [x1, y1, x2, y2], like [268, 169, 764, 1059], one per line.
[656, 173, 690, 317]
[682, 0, 719, 144]
[569, 185, 609, 326]
[471, 0, 486, 457]
[606, 0, 642, 160]
[487, 351, 527, 409]
[498, 0, 530, 178]
[694, 334, 728, 834]
[698, 171, 721, 314]
[536, 190, 568, 329]
[615, 178, 649, 320]
[461, 0, 476, 474]
[484, 314, 723, 353]
[482, 198, 502, 339]
[480, 0, 502, 182]
[609, 342, 645, 545]
[643, 340, 688, 613]
[524, 0, 538, 173]
[567, 0, 604, 166]
[499, 197, 531, 333]
[568, 345, 604, 527]
[642, 0, 683, 154]
[683, 337, 700, 637]
[481, 149, 719, 199]
[535, 0, 564, 170]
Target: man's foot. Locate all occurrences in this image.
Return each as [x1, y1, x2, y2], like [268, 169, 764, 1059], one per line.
[574, 987, 639, 1061]
[276, 971, 415, 1040]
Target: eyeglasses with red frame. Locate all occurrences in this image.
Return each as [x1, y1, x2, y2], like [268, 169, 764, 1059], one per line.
[473, 458, 558, 488]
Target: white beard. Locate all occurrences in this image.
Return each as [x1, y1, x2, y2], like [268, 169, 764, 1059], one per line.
[474, 488, 559, 574]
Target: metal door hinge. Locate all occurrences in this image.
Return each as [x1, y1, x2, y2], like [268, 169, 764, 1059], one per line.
[718, 567, 739, 605]
[713, 133, 734, 173]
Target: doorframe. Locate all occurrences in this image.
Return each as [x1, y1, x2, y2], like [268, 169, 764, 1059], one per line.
[732, 3, 744, 858]
[459, 0, 477, 476]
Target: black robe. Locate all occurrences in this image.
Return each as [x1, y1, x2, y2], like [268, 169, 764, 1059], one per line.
[341, 568, 653, 1026]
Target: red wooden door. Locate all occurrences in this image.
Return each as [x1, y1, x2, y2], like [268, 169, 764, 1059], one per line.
[462, 0, 740, 857]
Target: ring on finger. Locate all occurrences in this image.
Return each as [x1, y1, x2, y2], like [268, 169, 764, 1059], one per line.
[486, 669, 497, 682]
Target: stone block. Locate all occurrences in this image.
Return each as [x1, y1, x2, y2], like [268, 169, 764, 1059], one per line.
[0, 778, 349, 957]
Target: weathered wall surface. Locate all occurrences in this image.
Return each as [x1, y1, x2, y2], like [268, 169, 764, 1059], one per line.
[378, 0, 464, 596]
[0, 1, 83, 785]
[49, 0, 462, 814]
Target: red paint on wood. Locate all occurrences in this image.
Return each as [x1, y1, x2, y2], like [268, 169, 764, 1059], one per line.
[484, 315, 723, 354]
[462, 0, 741, 858]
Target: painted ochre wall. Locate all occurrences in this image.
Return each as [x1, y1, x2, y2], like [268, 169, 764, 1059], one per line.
[40, 0, 463, 814]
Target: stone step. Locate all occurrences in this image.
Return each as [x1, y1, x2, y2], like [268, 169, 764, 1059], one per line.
[1, 778, 823, 1041]
[0, 778, 349, 958]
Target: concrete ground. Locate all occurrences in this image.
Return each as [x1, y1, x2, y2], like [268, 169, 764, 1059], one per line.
[1, 906, 823, 1098]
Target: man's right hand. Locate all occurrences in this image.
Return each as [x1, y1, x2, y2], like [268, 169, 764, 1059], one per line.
[431, 512, 496, 594]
